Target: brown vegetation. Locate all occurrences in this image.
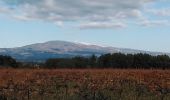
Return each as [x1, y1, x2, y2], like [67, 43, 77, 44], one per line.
[0, 69, 169, 100]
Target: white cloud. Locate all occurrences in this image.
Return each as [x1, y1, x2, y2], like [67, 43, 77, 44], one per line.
[147, 8, 170, 16]
[13, 15, 33, 21]
[54, 21, 64, 27]
[140, 20, 169, 27]
[79, 22, 126, 29]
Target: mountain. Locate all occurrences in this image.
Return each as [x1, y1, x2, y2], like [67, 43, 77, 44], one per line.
[0, 40, 169, 62]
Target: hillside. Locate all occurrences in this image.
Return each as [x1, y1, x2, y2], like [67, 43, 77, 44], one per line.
[0, 40, 168, 62]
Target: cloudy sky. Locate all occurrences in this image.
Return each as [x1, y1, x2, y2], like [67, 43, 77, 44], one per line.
[0, 0, 170, 52]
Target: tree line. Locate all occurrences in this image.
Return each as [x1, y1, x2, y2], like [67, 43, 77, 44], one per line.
[0, 53, 170, 69]
[45, 53, 170, 69]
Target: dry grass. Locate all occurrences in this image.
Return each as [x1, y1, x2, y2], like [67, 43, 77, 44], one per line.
[0, 68, 169, 100]
[0, 69, 169, 89]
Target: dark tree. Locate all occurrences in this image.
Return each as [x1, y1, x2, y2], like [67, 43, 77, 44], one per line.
[44, 53, 170, 69]
[0, 55, 18, 68]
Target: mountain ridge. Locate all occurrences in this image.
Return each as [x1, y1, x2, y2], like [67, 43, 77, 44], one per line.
[0, 40, 169, 62]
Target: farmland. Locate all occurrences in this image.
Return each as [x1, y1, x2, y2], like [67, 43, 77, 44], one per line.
[0, 69, 169, 100]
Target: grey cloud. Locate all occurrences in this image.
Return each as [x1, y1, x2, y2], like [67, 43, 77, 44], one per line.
[0, 0, 159, 29]
[0, 6, 12, 14]
[1, 0, 152, 19]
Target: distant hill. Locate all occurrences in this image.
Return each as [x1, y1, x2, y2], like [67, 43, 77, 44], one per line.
[0, 40, 169, 62]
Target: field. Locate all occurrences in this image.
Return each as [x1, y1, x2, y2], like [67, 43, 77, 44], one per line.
[0, 69, 170, 100]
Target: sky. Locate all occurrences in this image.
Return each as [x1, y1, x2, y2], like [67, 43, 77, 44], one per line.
[0, 0, 170, 52]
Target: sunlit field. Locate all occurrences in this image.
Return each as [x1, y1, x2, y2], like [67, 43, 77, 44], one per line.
[0, 69, 169, 100]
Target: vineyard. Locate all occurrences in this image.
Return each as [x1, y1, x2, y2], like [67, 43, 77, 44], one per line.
[0, 69, 169, 100]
